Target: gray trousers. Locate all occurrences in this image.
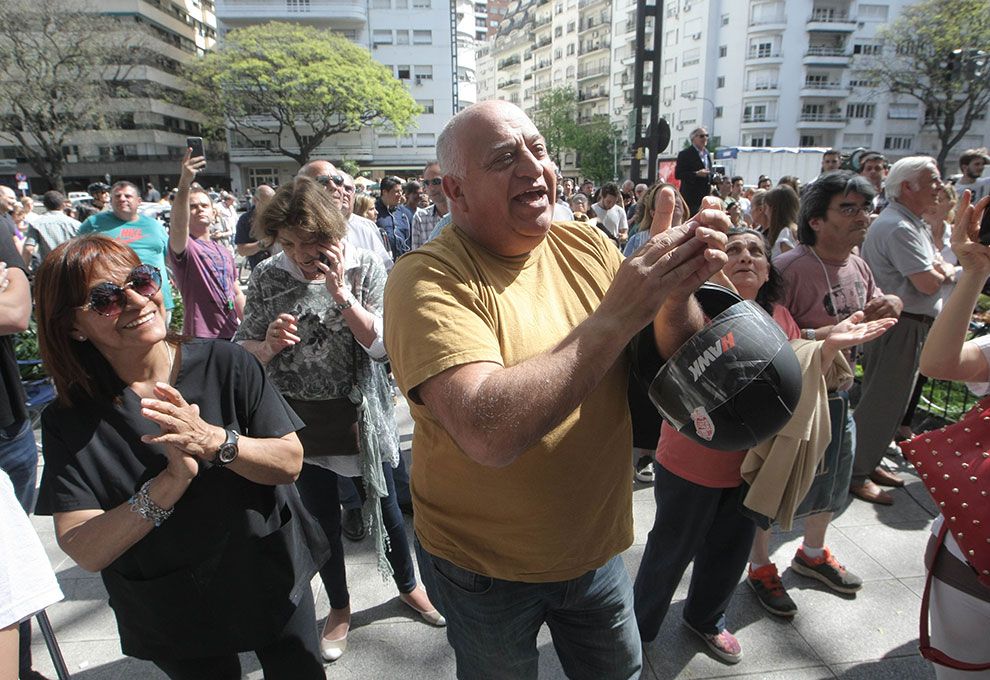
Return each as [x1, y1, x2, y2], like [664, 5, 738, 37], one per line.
[851, 316, 930, 486]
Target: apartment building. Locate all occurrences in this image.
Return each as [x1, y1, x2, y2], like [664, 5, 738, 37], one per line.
[216, 0, 477, 191]
[482, 0, 990, 179]
[655, 0, 990, 166]
[478, 0, 652, 176]
[2, 0, 219, 192]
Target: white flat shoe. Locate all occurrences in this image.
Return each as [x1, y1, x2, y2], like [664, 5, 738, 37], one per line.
[399, 592, 447, 627]
[320, 633, 348, 662]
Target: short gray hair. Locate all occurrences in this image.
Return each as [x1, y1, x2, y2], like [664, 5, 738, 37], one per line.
[436, 117, 467, 177]
[885, 156, 937, 201]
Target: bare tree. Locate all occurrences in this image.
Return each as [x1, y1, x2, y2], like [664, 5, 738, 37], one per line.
[0, 0, 141, 191]
[865, 0, 990, 173]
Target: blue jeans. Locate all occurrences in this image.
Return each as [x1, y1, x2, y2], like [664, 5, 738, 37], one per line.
[415, 541, 641, 680]
[0, 419, 39, 673]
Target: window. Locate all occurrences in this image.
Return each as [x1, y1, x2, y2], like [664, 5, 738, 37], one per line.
[663, 58, 675, 74]
[567, 43, 575, 55]
[716, 76, 725, 88]
[567, 21, 575, 32]
[800, 135, 820, 147]
[554, 48, 562, 59]
[884, 135, 913, 150]
[721, 13, 729, 25]
[416, 99, 435, 114]
[853, 42, 882, 56]
[371, 0, 390, 7]
[714, 106, 723, 118]
[887, 103, 918, 120]
[858, 4, 889, 21]
[718, 45, 727, 58]
[665, 29, 677, 46]
[373, 30, 393, 45]
[746, 134, 773, 147]
[555, 26, 563, 37]
[681, 77, 699, 96]
[846, 103, 876, 119]
[744, 103, 768, 122]
[849, 72, 880, 88]
[396, 30, 410, 44]
[396, 64, 411, 79]
[750, 40, 773, 58]
[394, 0, 407, 7]
[413, 30, 432, 44]
[476, 17, 486, 27]
[682, 47, 701, 66]
[248, 167, 279, 186]
[417, 133, 436, 147]
[414, 65, 433, 81]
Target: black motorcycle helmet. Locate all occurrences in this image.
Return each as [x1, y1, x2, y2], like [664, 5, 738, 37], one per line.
[634, 283, 802, 451]
[87, 182, 110, 196]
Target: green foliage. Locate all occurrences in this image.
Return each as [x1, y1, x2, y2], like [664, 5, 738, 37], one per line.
[576, 118, 622, 185]
[14, 320, 45, 381]
[532, 87, 581, 165]
[866, 0, 990, 172]
[186, 22, 421, 168]
[337, 158, 362, 178]
[0, 0, 132, 191]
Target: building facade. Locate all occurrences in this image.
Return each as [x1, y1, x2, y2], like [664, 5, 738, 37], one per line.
[481, 0, 990, 181]
[216, 0, 477, 191]
[2, 0, 220, 193]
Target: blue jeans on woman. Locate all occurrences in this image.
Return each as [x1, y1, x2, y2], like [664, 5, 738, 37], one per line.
[0, 419, 40, 673]
[633, 463, 756, 642]
[415, 541, 641, 680]
[294, 461, 416, 609]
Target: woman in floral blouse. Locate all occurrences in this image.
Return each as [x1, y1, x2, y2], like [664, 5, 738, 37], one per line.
[234, 177, 444, 664]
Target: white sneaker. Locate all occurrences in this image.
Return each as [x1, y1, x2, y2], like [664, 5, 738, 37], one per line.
[635, 462, 655, 483]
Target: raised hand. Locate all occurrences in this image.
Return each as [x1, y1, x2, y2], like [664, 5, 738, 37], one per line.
[824, 310, 896, 353]
[950, 190, 990, 277]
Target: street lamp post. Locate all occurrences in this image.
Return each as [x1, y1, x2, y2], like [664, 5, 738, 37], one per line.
[682, 92, 715, 147]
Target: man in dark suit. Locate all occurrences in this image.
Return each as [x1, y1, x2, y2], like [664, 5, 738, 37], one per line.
[675, 127, 713, 216]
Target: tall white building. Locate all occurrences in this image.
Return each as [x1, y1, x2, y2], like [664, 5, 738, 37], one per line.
[215, 0, 477, 190]
[482, 0, 990, 180]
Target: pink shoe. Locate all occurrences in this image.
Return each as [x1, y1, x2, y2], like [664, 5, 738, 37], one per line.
[684, 622, 742, 664]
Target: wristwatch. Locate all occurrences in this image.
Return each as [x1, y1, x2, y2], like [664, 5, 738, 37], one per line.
[212, 429, 240, 467]
[335, 293, 355, 311]
[803, 328, 816, 341]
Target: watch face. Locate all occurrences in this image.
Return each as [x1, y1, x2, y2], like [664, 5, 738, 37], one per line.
[217, 443, 238, 464]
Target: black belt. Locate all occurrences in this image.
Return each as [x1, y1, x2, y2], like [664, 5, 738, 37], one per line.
[900, 311, 935, 326]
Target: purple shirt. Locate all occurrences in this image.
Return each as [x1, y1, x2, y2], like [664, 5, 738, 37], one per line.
[168, 237, 239, 339]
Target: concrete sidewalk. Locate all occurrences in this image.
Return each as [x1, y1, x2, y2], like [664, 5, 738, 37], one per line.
[25, 401, 939, 679]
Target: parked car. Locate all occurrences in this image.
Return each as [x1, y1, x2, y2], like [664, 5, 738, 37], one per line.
[67, 191, 92, 202]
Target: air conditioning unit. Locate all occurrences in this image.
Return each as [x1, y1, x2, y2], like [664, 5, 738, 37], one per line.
[663, 98, 672, 106]
[415, 76, 425, 86]
[684, 3, 692, 11]
[692, 32, 702, 40]
[864, 118, 873, 125]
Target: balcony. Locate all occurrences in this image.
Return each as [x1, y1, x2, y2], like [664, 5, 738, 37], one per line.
[798, 112, 848, 128]
[497, 55, 521, 69]
[800, 81, 851, 97]
[577, 88, 608, 102]
[807, 9, 858, 32]
[216, 0, 367, 24]
[579, 39, 610, 56]
[748, 16, 787, 32]
[743, 83, 780, 98]
[578, 0, 606, 8]
[534, 59, 552, 71]
[803, 46, 851, 66]
[497, 77, 522, 89]
[746, 49, 784, 64]
[535, 35, 552, 49]
[579, 14, 610, 34]
[577, 64, 609, 81]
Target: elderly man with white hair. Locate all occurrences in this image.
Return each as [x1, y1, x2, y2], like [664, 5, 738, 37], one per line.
[852, 156, 955, 505]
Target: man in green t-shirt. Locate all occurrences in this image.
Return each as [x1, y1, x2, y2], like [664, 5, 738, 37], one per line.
[384, 100, 730, 679]
[78, 181, 174, 318]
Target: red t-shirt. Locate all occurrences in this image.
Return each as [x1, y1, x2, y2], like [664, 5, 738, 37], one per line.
[656, 304, 800, 488]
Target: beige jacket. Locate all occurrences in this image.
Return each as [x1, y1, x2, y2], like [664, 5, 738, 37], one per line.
[740, 340, 853, 530]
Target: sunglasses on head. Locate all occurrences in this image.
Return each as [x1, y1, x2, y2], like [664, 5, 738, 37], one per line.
[80, 264, 162, 317]
[316, 174, 345, 188]
[422, 177, 443, 186]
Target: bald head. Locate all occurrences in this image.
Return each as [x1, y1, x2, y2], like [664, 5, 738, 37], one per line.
[254, 184, 275, 208]
[437, 100, 535, 178]
[0, 185, 17, 213]
[298, 160, 343, 208]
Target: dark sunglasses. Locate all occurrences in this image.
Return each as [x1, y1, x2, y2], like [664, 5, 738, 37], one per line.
[79, 264, 162, 317]
[316, 174, 345, 188]
[422, 177, 443, 186]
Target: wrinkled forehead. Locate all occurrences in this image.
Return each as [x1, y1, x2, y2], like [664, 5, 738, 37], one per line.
[727, 232, 765, 251]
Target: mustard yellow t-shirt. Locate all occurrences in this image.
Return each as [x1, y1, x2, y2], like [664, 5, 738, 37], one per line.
[384, 221, 633, 582]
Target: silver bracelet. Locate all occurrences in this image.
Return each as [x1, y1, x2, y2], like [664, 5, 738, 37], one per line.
[128, 479, 174, 528]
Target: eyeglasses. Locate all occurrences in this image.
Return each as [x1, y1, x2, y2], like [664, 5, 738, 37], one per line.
[422, 177, 443, 186]
[829, 204, 872, 217]
[316, 174, 344, 188]
[697, 134, 709, 138]
[343, 185, 355, 193]
[79, 264, 162, 317]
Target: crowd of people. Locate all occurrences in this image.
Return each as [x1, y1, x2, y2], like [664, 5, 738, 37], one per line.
[2, 102, 990, 680]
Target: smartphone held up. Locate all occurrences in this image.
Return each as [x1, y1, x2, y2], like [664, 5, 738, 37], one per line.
[186, 136, 205, 173]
